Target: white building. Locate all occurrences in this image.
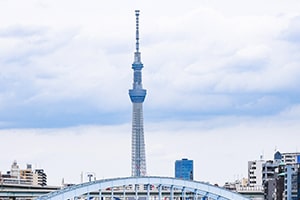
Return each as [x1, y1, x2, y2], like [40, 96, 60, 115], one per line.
[33, 169, 47, 186]
[1, 161, 47, 186]
[10, 160, 20, 178]
[248, 160, 265, 187]
[281, 152, 300, 165]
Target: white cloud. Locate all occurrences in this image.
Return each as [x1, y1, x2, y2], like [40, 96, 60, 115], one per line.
[0, 0, 300, 188]
[0, 113, 299, 186]
[0, 0, 299, 126]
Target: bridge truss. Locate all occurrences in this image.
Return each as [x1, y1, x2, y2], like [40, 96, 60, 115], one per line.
[37, 176, 249, 200]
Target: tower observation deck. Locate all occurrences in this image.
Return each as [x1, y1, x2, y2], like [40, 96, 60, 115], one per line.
[129, 10, 147, 177]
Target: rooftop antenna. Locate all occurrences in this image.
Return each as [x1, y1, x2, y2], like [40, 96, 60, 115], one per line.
[260, 151, 264, 160]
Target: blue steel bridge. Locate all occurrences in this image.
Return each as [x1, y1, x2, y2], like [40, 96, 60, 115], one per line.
[37, 176, 250, 200]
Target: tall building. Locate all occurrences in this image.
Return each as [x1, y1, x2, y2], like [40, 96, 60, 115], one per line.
[175, 158, 193, 180]
[33, 169, 47, 186]
[279, 152, 300, 199]
[248, 159, 264, 187]
[129, 10, 147, 177]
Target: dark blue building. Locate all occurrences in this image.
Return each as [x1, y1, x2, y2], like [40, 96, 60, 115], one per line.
[175, 158, 194, 180]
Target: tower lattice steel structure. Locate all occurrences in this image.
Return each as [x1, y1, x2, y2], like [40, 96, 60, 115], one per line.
[129, 10, 147, 177]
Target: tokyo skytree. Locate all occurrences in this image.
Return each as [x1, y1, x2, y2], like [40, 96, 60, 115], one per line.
[129, 10, 147, 177]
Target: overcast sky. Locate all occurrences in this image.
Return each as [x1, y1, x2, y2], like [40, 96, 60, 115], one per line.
[0, 0, 300, 186]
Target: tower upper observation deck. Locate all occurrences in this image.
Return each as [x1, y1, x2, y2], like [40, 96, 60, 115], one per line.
[129, 10, 146, 103]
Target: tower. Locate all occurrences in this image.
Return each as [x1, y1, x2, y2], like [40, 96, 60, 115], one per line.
[129, 10, 147, 177]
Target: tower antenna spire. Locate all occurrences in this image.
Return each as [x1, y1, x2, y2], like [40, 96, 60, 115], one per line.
[135, 10, 140, 52]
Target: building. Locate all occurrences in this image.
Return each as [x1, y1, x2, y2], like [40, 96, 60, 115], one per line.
[256, 151, 300, 200]
[263, 162, 285, 200]
[227, 151, 300, 199]
[223, 178, 248, 191]
[0, 161, 47, 186]
[281, 152, 300, 199]
[248, 159, 264, 187]
[19, 164, 34, 185]
[10, 160, 20, 178]
[281, 152, 300, 165]
[297, 164, 300, 200]
[34, 169, 47, 186]
[175, 158, 193, 180]
[129, 10, 147, 177]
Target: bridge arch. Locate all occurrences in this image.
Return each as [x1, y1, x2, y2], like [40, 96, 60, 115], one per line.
[37, 176, 249, 200]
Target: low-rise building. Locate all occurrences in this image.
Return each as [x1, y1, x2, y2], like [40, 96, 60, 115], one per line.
[0, 161, 47, 186]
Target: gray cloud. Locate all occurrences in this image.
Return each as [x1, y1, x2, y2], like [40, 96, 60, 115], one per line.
[0, 1, 299, 128]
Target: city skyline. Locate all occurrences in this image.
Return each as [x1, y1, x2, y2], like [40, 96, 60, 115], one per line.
[0, 0, 300, 186]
